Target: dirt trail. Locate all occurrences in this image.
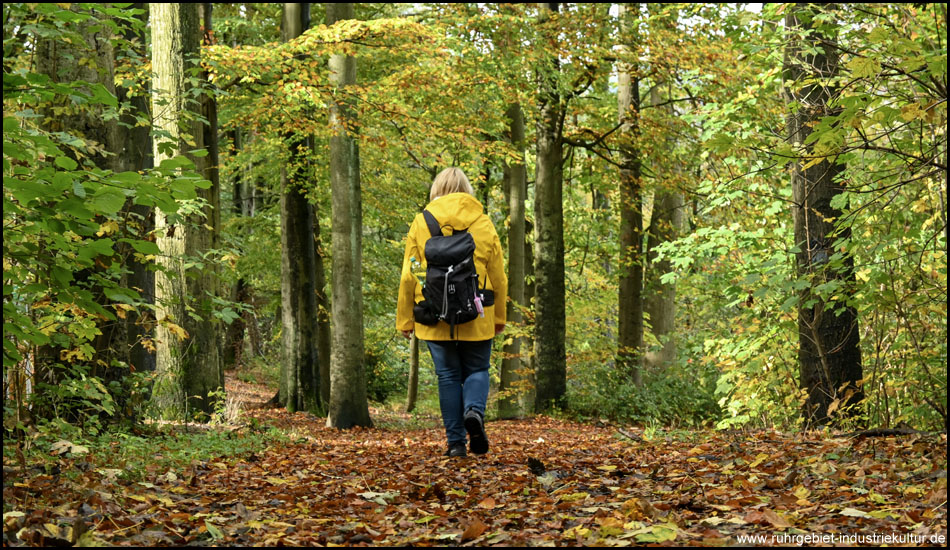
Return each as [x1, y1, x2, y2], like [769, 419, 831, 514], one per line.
[5, 376, 947, 546]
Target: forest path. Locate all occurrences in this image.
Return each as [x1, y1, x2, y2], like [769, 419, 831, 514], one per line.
[7, 376, 946, 547]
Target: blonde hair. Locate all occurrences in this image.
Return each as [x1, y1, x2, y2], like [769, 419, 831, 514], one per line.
[429, 167, 475, 201]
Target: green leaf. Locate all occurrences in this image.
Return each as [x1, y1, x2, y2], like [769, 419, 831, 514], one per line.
[55, 156, 79, 170]
[110, 171, 142, 185]
[89, 83, 118, 108]
[89, 188, 128, 214]
[51, 266, 74, 286]
[126, 239, 161, 255]
[633, 524, 678, 543]
[3, 116, 18, 133]
[4, 177, 47, 203]
[847, 57, 881, 79]
[87, 238, 116, 257]
[104, 286, 138, 304]
[157, 156, 195, 172]
[56, 198, 94, 220]
[205, 521, 223, 541]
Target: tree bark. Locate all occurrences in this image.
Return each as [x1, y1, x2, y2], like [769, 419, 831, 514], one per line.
[201, 3, 222, 254]
[644, 82, 684, 370]
[278, 3, 323, 414]
[119, 4, 156, 378]
[150, 3, 223, 420]
[644, 191, 684, 369]
[35, 11, 121, 173]
[533, 2, 567, 413]
[499, 102, 529, 418]
[326, 2, 373, 429]
[223, 128, 247, 370]
[311, 138, 333, 408]
[783, 3, 863, 426]
[33, 5, 125, 408]
[405, 334, 419, 413]
[617, 2, 644, 386]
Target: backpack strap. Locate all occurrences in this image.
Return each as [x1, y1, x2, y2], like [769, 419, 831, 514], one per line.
[422, 210, 442, 238]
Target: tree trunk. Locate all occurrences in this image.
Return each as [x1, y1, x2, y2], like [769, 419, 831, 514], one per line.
[278, 3, 323, 414]
[783, 3, 863, 426]
[644, 191, 684, 369]
[223, 129, 246, 370]
[617, 2, 644, 386]
[533, 2, 567, 413]
[405, 334, 419, 413]
[644, 82, 684, 370]
[35, 13, 121, 173]
[200, 2, 224, 377]
[499, 102, 528, 419]
[201, 3, 222, 254]
[326, 2, 373, 429]
[150, 3, 223, 420]
[311, 138, 333, 408]
[33, 6, 125, 411]
[120, 4, 156, 378]
[523, 216, 537, 410]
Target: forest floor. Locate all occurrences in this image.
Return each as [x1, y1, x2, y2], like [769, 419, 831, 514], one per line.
[3, 375, 947, 547]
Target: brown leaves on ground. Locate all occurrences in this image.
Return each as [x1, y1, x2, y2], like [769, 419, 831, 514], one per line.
[3, 377, 947, 546]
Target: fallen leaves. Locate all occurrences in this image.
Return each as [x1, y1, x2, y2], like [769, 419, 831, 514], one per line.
[476, 496, 497, 509]
[460, 518, 488, 541]
[3, 376, 947, 546]
[49, 439, 89, 457]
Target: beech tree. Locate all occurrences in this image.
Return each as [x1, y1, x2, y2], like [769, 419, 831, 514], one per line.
[277, 2, 323, 414]
[533, 2, 568, 412]
[783, 3, 862, 425]
[616, 2, 645, 386]
[326, 2, 372, 429]
[150, 3, 223, 419]
[499, 101, 529, 418]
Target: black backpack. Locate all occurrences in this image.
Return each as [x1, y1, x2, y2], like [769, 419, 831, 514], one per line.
[412, 210, 492, 338]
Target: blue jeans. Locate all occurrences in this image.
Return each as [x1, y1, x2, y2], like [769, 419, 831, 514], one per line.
[425, 339, 492, 445]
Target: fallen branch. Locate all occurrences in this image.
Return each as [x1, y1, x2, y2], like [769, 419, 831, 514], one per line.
[617, 428, 643, 442]
[844, 427, 946, 438]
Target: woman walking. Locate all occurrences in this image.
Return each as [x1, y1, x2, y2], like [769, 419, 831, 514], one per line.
[396, 167, 507, 457]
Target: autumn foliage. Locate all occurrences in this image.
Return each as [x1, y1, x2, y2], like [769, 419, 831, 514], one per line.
[4, 377, 947, 546]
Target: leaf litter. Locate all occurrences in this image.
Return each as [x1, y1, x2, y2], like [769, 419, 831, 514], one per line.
[3, 377, 946, 546]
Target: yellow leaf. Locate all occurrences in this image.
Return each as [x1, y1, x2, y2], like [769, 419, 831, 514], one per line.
[43, 523, 73, 542]
[114, 303, 135, 319]
[562, 526, 590, 538]
[900, 103, 922, 122]
[749, 453, 769, 469]
[166, 322, 189, 341]
[96, 220, 119, 237]
[826, 398, 840, 416]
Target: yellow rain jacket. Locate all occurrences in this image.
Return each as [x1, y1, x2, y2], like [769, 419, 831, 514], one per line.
[397, 193, 507, 341]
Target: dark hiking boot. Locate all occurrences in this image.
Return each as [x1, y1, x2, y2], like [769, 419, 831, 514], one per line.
[445, 442, 467, 457]
[464, 409, 489, 455]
